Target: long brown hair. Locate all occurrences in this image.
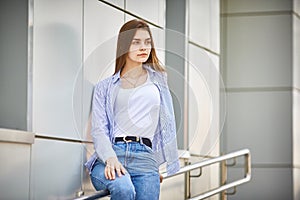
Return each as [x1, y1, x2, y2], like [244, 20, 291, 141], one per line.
[114, 19, 165, 74]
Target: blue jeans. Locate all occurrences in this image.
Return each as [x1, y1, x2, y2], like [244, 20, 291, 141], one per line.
[90, 142, 160, 200]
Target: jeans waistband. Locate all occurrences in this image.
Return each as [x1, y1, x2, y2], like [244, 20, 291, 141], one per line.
[114, 136, 152, 149]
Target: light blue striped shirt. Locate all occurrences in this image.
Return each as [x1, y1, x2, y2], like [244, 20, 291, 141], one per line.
[85, 64, 180, 175]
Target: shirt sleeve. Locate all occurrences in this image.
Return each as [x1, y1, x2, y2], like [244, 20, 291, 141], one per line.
[161, 72, 180, 175]
[91, 81, 117, 162]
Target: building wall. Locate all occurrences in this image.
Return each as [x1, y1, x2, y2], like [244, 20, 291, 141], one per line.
[0, 2, 31, 199]
[293, 0, 300, 199]
[221, 0, 295, 199]
[163, 1, 221, 199]
[187, 0, 221, 199]
[0, 0, 221, 199]
[0, 0, 28, 130]
[1, 0, 295, 198]
[30, 0, 84, 198]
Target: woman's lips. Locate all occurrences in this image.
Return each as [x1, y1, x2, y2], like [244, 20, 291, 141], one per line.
[137, 53, 148, 57]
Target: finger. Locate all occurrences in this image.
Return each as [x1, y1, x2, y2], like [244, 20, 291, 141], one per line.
[109, 165, 115, 180]
[110, 170, 115, 180]
[106, 165, 113, 180]
[104, 165, 109, 180]
[116, 168, 122, 177]
[120, 165, 127, 175]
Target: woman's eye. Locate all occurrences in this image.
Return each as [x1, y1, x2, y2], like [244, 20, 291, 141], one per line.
[132, 41, 140, 45]
[145, 40, 152, 45]
[131, 40, 151, 46]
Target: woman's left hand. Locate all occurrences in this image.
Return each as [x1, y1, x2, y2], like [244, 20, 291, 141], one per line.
[105, 156, 126, 180]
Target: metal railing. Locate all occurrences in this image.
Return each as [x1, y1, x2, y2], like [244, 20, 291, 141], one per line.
[162, 149, 251, 200]
[74, 149, 251, 200]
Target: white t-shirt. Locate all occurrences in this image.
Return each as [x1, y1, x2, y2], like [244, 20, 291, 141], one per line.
[113, 73, 160, 141]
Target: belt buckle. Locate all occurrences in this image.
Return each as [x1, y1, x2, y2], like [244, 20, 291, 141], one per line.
[123, 136, 132, 142]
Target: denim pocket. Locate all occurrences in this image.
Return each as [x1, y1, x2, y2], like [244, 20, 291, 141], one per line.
[142, 143, 153, 153]
[113, 143, 126, 152]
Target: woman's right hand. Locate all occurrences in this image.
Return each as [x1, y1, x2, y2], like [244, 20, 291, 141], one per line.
[105, 157, 127, 180]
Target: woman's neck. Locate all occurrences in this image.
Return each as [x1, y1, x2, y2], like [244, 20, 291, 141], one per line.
[121, 62, 143, 77]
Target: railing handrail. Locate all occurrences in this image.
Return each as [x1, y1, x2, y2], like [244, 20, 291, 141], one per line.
[162, 148, 251, 200]
[162, 148, 250, 179]
[74, 149, 251, 200]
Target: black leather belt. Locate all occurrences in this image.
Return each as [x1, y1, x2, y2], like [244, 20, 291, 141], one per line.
[114, 136, 152, 149]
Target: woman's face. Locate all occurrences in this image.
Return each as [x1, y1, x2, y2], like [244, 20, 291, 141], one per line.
[126, 29, 152, 65]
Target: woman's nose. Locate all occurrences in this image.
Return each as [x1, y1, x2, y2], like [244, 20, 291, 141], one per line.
[139, 42, 148, 51]
[139, 46, 146, 51]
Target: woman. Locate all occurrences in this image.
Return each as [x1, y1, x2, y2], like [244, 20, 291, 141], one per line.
[85, 19, 180, 200]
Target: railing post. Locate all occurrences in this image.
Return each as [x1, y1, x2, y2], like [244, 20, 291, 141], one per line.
[245, 153, 251, 178]
[221, 159, 227, 200]
[184, 159, 191, 199]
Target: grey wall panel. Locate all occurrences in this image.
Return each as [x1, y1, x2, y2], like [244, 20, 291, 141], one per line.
[84, 0, 124, 61]
[225, 91, 292, 164]
[293, 2, 300, 199]
[294, 168, 300, 200]
[293, 3, 300, 198]
[227, 167, 292, 200]
[189, 0, 210, 49]
[207, 53, 221, 158]
[210, 0, 220, 54]
[225, 14, 292, 88]
[165, 0, 186, 149]
[0, 142, 31, 200]
[31, 139, 83, 199]
[295, 0, 300, 14]
[188, 45, 220, 157]
[293, 91, 300, 166]
[101, 0, 124, 9]
[189, 0, 221, 53]
[32, 0, 83, 139]
[0, 0, 28, 130]
[293, 91, 300, 198]
[222, 0, 292, 13]
[221, 1, 295, 199]
[125, 0, 165, 27]
[294, 15, 300, 89]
